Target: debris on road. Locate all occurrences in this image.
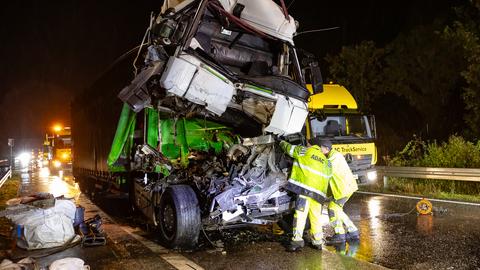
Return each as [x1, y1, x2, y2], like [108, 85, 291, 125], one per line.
[3, 193, 77, 250]
[48, 257, 90, 270]
[79, 214, 107, 247]
[0, 257, 36, 270]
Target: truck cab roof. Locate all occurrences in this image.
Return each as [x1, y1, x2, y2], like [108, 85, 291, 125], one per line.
[307, 84, 358, 110]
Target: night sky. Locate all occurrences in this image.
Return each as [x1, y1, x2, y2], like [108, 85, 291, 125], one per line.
[0, 0, 464, 156]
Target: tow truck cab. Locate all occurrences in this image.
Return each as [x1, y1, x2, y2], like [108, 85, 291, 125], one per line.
[306, 84, 377, 184]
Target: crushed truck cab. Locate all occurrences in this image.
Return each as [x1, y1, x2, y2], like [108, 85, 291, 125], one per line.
[73, 0, 323, 249]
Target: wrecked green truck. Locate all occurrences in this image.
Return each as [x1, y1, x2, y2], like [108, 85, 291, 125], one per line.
[72, 0, 323, 249]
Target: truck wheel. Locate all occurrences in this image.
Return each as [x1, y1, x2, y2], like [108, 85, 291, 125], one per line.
[157, 185, 201, 249]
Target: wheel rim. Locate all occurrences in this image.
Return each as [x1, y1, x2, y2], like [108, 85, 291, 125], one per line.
[163, 205, 175, 235]
[160, 196, 176, 241]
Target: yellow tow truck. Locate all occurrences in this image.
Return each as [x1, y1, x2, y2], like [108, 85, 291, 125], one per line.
[306, 83, 377, 184]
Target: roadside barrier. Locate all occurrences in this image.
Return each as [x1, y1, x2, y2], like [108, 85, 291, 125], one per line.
[376, 166, 480, 188]
[0, 167, 12, 189]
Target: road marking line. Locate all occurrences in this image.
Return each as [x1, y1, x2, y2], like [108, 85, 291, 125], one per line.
[79, 194, 204, 270]
[121, 226, 204, 270]
[357, 191, 480, 206]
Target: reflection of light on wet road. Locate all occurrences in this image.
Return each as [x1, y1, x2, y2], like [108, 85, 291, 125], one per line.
[48, 176, 70, 197]
[354, 196, 385, 263]
[368, 197, 382, 229]
[39, 167, 50, 177]
[21, 168, 81, 200]
[416, 215, 433, 236]
[48, 175, 80, 199]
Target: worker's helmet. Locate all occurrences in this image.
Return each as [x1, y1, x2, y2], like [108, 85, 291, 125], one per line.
[319, 139, 333, 150]
[309, 137, 323, 147]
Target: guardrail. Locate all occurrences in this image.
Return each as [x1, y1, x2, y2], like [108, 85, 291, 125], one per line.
[376, 166, 480, 187]
[0, 167, 12, 189]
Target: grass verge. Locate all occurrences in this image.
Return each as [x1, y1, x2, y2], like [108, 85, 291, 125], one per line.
[0, 173, 21, 249]
[0, 173, 20, 209]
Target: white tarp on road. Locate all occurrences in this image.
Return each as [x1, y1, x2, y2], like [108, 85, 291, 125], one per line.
[6, 199, 76, 250]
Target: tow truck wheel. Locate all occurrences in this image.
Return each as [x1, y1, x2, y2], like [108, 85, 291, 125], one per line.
[157, 185, 201, 249]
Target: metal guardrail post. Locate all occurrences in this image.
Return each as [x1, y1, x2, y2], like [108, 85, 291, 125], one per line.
[383, 175, 388, 189]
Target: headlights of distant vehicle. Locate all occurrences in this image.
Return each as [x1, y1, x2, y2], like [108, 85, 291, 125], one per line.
[367, 170, 377, 181]
[53, 160, 61, 168]
[17, 152, 31, 167]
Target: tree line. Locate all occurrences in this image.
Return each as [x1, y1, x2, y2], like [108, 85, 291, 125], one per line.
[323, 2, 480, 156]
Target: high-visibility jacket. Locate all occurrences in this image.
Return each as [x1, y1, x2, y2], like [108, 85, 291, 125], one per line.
[328, 149, 358, 200]
[280, 141, 331, 203]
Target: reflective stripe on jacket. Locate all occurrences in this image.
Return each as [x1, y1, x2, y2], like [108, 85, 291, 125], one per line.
[328, 149, 358, 200]
[280, 141, 331, 203]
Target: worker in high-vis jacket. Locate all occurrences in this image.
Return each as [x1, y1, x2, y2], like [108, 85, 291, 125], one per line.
[280, 138, 332, 252]
[319, 139, 360, 244]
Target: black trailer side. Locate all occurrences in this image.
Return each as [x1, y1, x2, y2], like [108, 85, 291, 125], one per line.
[72, 53, 136, 192]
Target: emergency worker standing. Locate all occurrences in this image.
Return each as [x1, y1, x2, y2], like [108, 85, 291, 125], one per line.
[280, 138, 331, 252]
[319, 139, 360, 244]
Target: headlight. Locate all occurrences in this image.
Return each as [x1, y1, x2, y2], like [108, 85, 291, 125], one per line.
[61, 153, 70, 160]
[367, 171, 377, 181]
[53, 160, 62, 168]
[17, 152, 31, 167]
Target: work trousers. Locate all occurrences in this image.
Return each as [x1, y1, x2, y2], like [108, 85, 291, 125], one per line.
[292, 195, 324, 245]
[328, 196, 358, 234]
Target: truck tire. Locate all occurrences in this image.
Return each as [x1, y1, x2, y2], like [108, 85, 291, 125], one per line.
[157, 185, 201, 249]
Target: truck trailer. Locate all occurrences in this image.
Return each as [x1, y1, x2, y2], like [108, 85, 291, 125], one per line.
[72, 0, 323, 249]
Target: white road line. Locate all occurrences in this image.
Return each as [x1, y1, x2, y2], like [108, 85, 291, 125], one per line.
[357, 191, 480, 206]
[80, 194, 204, 270]
[121, 226, 204, 270]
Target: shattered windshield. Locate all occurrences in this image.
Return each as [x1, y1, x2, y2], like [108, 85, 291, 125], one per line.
[310, 115, 374, 139]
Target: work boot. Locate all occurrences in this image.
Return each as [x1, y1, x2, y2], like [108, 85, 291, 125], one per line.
[325, 234, 346, 245]
[311, 244, 323, 250]
[287, 240, 304, 252]
[346, 230, 360, 241]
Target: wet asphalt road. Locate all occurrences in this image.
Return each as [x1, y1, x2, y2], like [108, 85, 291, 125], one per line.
[185, 192, 480, 270]
[4, 168, 480, 269]
[342, 192, 480, 269]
